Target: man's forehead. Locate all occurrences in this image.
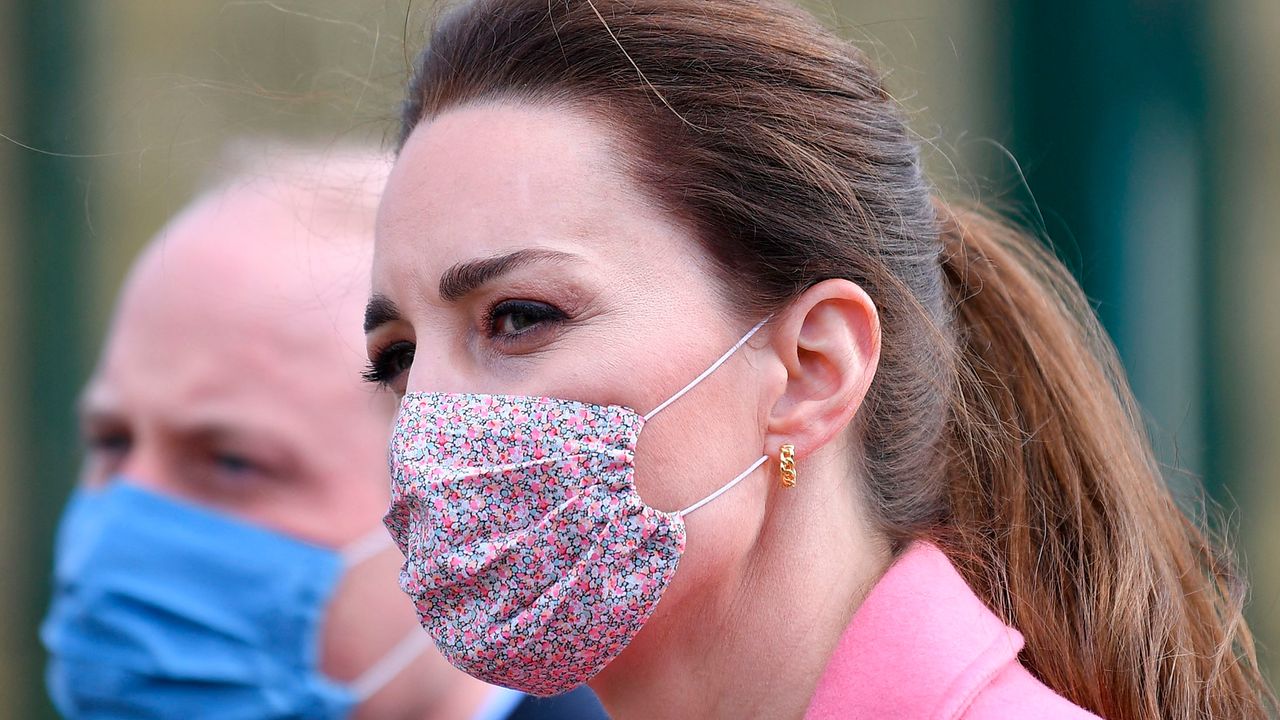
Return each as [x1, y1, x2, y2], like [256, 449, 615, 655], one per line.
[102, 279, 364, 395]
[121, 180, 370, 334]
[132, 185, 369, 298]
[90, 177, 378, 418]
[85, 321, 374, 462]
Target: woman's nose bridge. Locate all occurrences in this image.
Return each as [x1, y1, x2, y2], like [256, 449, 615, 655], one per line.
[404, 335, 474, 395]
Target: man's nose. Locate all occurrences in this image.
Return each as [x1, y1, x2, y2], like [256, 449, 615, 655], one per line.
[116, 443, 170, 493]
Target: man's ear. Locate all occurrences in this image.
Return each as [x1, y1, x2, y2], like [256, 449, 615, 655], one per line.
[764, 278, 880, 457]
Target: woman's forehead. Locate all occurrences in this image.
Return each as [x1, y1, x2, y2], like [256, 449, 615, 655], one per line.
[380, 104, 627, 234]
[374, 103, 709, 300]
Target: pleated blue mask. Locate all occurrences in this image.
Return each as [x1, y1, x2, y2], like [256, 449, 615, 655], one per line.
[41, 480, 429, 720]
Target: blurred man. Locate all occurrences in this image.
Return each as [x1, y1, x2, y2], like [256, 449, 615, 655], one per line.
[39, 146, 607, 720]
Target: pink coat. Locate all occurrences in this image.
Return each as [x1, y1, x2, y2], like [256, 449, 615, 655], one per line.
[805, 543, 1101, 719]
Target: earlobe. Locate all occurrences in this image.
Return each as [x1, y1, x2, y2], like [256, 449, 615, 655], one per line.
[764, 279, 880, 457]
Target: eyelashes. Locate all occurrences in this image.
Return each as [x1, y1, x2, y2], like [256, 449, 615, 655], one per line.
[362, 299, 570, 388]
[484, 299, 568, 341]
[362, 340, 415, 387]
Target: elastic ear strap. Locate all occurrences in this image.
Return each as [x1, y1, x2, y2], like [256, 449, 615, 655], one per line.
[676, 454, 768, 517]
[350, 632, 433, 701]
[340, 526, 394, 568]
[643, 316, 772, 422]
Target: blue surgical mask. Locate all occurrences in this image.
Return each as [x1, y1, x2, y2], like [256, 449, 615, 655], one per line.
[41, 480, 430, 720]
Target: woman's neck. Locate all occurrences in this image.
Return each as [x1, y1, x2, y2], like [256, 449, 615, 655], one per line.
[593, 458, 892, 719]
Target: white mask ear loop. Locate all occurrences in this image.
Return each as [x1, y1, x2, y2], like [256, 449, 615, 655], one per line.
[642, 315, 773, 422]
[340, 525, 394, 568]
[675, 455, 768, 518]
[640, 315, 773, 518]
[338, 525, 434, 701]
[349, 632, 433, 701]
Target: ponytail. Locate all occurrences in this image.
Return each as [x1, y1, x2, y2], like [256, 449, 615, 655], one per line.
[934, 203, 1276, 719]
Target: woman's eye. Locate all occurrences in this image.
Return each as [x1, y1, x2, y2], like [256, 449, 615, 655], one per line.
[363, 340, 416, 387]
[487, 300, 567, 339]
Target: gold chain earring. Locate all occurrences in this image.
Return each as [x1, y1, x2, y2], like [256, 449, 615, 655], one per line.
[779, 444, 797, 488]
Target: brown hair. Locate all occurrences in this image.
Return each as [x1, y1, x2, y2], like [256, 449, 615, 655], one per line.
[397, 1, 1277, 717]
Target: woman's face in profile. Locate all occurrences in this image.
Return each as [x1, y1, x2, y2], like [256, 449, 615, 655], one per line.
[369, 100, 777, 641]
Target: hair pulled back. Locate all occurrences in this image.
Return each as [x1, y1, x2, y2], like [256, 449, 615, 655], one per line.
[398, 2, 1276, 717]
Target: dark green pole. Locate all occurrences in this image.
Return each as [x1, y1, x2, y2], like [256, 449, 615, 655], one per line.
[1004, 0, 1218, 501]
[15, 1, 90, 717]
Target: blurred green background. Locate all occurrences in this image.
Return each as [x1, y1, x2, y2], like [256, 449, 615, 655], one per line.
[1, 1, 1276, 716]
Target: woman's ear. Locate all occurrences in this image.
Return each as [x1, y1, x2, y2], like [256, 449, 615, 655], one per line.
[764, 278, 880, 457]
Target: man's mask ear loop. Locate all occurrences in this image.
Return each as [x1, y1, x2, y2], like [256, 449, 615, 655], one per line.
[636, 316, 775, 519]
[339, 527, 434, 702]
[349, 633, 433, 702]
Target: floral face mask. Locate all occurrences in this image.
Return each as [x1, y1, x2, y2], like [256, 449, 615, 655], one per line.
[385, 318, 770, 696]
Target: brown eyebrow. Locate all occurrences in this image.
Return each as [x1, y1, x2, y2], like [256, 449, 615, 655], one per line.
[438, 249, 580, 302]
[363, 294, 402, 334]
[179, 421, 292, 458]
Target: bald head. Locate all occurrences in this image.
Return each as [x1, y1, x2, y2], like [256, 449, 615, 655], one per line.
[81, 148, 398, 543]
[121, 147, 388, 343]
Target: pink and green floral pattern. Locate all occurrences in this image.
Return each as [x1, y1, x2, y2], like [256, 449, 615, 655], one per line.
[385, 393, 686, 696]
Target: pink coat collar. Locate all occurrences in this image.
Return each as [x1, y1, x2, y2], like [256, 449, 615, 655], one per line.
[805, 543, 1098, 719]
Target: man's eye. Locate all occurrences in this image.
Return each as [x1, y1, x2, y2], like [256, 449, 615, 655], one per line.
[80, 431, 131, 486]
[213, 453, 256, 475]
[486, 300, 567, 339]
[85, 433, 131, 455]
